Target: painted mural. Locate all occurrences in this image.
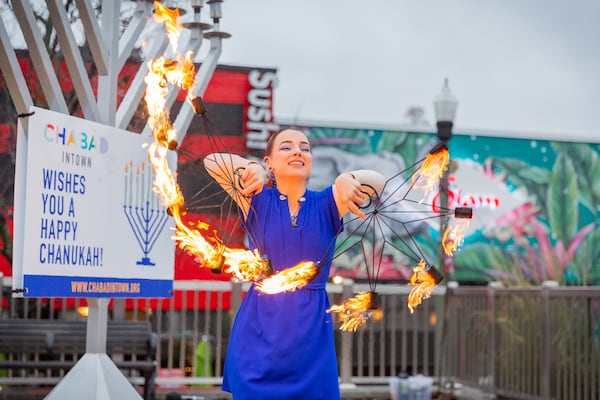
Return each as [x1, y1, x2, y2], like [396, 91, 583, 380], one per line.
[300, 125, 600, 286]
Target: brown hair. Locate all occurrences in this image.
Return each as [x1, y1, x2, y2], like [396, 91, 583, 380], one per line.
[264, 127, 305, 157]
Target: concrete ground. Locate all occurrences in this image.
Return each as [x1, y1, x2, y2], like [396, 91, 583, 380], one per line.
[155, 383, 493, 400]
[0, 382, 493, 400]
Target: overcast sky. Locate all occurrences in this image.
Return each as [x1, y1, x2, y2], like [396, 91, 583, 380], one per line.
[198, 0, 600, 142]
[2, 1, 598, 141]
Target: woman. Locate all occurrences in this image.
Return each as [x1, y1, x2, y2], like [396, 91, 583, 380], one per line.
[204, 128, 385, 399]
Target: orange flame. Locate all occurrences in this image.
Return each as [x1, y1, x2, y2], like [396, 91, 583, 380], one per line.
[172, 208, 222, 265]
[442, 218, 470, 256]
[255, 261, 318, 294]
[153, 2, 183, 52]
[144, 2, 195, 243]
[145, 54, 195, 150]
[327, 291, 383, 332]
[144, 2, 230, 277]
[172, 208, 269, 281]
[223, 248, 270, 282]
[144, 1, 318, 293]
[407, 260, 437, 313]
[413, 146, 449, 197]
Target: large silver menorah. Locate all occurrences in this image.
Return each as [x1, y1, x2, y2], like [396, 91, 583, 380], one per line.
[123, 161, 169, 266]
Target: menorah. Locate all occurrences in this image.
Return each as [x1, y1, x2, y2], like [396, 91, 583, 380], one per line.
[123, 161, 170, 266]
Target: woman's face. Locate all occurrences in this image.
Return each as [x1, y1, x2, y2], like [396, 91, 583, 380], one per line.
[264, 129, 312, 182]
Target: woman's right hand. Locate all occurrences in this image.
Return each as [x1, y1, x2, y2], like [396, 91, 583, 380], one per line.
[239, 162, 267, 197]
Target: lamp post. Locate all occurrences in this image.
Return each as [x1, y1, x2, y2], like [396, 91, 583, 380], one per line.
[433, 78, 458, 274]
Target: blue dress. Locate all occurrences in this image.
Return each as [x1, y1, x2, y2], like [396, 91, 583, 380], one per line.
[222, 186, 342, 400]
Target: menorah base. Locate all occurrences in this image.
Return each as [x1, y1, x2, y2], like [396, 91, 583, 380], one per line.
[136, 257, 156, 266]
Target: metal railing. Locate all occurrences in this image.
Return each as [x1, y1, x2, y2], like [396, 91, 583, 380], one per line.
[440, 282, 600, 400]
[3, 275, 598, 399]
[0, 276, 443, 388]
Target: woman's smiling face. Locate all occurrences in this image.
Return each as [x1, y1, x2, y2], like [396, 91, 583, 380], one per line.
[264, 129, 312, 182]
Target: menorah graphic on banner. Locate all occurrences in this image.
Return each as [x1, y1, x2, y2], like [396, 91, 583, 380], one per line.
[123, 161, 170, 266]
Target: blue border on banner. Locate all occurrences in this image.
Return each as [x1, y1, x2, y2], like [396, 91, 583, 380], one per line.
[22, 275, 173, 298]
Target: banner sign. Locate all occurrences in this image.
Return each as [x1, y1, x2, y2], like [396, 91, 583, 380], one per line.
[13, 107, 174, 297]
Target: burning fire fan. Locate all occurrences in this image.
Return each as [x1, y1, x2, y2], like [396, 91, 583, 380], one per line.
[145, 2, 311, 290]
[324, 143, 473, 330]
[144, 2, 472, 332]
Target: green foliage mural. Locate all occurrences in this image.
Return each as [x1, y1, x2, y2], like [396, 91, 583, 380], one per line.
[302, 125, 600, 286]
[456, 140, 600, 286]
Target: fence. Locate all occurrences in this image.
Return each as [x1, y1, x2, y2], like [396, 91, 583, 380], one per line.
[0, 276, 443, 389]
[3, 276, 599, 399]
[440, 282, 600, 400]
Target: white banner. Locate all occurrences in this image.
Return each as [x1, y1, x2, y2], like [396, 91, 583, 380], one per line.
[13, 107, 174, 297]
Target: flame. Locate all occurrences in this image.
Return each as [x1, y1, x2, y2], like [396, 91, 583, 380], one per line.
[255, 261, 318, 294]
[173, 209, 223, 267]
[144, 1, 197, 248]
[327, 291, 383, 332]
[223, 248, 270, 282]
[413, 146, 449, 197]
[407, 260, 437, 313]
[442, 218, 470, 256]
[145, 2, 256, 280]
[143, 1, 323, 294]
[173, 210, 269, 281]
[153, 2, 183, 52]
[145, 54, 195, 150]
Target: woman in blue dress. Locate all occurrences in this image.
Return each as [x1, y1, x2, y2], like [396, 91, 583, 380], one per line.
[204, 128, 384, 400]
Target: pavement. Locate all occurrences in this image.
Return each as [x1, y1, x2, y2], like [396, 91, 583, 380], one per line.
[155, 383, 494, 400]
[0, 382, 493, 400]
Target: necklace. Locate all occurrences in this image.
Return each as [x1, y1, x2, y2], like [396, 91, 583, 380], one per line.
[290, 202, 301, 227]
[280, 194, 306, 227]
[290, 213, 299, 227]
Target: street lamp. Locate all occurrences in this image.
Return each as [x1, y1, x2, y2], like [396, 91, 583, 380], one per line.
[433, 78, 458, 274]
[434, 78, 458, 142]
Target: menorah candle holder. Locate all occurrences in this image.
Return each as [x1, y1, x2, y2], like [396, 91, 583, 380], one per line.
[123, 162, 170, 266]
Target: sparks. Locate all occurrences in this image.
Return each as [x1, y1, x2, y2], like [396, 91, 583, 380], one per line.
[173, 210, 224, 268]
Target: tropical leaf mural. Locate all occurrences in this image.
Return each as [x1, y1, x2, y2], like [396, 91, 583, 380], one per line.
[299, 124, 600, 286]
[455, 139, 599, 286]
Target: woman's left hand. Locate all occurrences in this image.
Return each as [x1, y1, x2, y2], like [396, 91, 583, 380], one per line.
[334, 172, 368, 219]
